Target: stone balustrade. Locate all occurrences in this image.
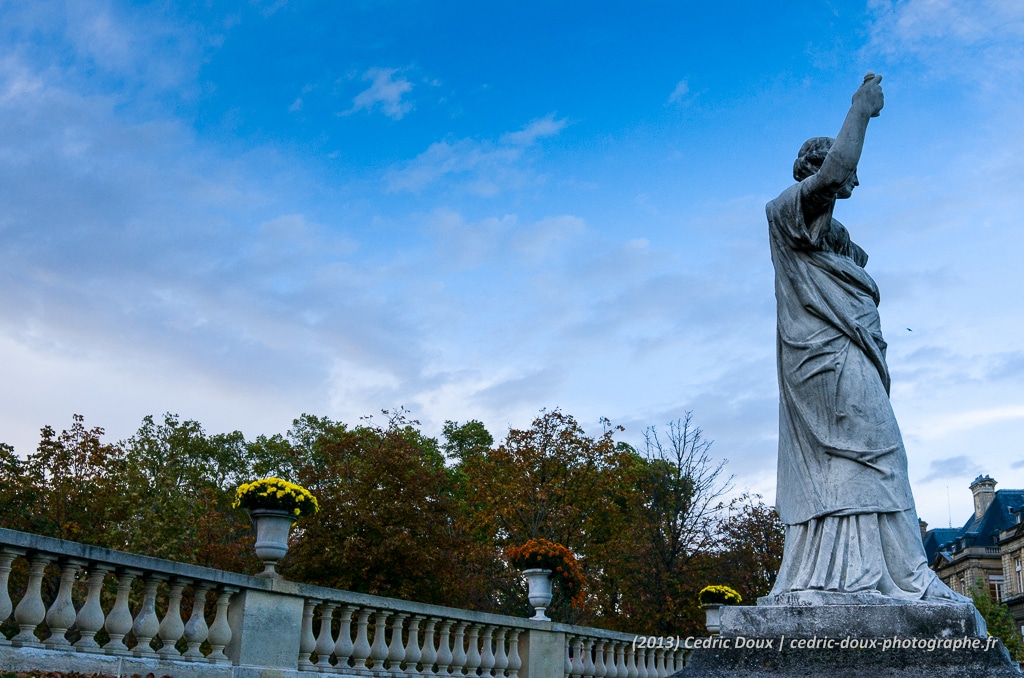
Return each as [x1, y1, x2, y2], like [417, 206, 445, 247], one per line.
[0, 527, 683, 677]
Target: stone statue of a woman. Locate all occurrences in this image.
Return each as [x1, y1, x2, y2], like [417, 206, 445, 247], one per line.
[765, 74, 966, 603]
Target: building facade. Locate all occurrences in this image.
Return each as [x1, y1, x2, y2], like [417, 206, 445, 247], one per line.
[923, 475, 1024, 635]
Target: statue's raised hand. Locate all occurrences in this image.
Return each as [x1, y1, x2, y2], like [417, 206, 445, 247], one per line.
[853, 72, 884, 118]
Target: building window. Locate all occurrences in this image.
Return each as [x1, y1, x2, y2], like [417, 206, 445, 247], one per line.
[991, 575, 1005, 603]
[1016, 558, 1022, 595]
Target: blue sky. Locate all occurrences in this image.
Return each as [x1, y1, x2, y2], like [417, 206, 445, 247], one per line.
[1, 0, 1023, 527]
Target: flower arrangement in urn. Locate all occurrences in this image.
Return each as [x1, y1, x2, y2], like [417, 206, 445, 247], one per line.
[234, 477, 319, 577]
[698, 585, 742, 606]
[698, 584, 742, 636]
[505, 537, 586, 616]
[232, 477, 320, 517]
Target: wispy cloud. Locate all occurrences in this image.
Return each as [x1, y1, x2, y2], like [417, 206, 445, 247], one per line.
[384, 139, 522, 195]
[919, 455, 981, 484]
[914, 406, 1024, 440]
[500, 113, 567, 146]
[344, 67, 414, 120]
[385, 114, 567, 195]
[867, 0, 1024, 85]
[667, 79, 689, 104]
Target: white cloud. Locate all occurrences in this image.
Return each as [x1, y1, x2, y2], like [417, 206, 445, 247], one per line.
[344, 67, 414, 120]
[911, 405, 1024, 440]
[869, 0, 1024, 47]
[919, 455, 982, 484]
[385, 115, 568, 195]
[668, 79, 689, 103]
[384, 138, 523, 195]
[500, 113, 567, 146]
[867, 0, 1024, 85]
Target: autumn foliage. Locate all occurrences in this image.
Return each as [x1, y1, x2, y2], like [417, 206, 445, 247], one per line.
[0, 408, 783, 635]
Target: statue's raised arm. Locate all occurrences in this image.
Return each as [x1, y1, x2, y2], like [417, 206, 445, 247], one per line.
[799, 74, 884, 217]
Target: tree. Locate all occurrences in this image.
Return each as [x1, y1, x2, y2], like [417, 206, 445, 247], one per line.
[971, 578, 1024, 661]
[608, 413, 733, 635]
[284, 409, 474, 605]
[461, 410, 624, 549]
[114, 413, 258, 571]
[716, 494, 785, 602]
[0, 442, 44, 535]
[456, 410, 634, 621]
[9, 415, 131, 546]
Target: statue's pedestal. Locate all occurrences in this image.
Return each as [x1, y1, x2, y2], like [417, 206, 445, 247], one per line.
[671, 599, 1021, 677]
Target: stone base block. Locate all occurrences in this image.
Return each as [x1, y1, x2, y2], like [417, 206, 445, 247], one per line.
[723, 601, 987, 638]
[671, 603, 1020, 677]
[671, 643, 1020, 677]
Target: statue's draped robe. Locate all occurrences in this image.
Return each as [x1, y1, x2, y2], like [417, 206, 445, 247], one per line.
[766, 181, 956, 599]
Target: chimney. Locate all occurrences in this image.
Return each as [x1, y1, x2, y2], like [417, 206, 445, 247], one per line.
[919, 518, 928, 540]
[970, 475, 997, 521]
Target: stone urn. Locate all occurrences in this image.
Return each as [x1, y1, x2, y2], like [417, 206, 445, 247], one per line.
[703, 603, 723, 636]
[249, 508, 297, 578]
[523, 568, 553, 621]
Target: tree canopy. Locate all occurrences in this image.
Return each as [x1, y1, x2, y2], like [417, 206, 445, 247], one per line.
[0, 408, 783, 635]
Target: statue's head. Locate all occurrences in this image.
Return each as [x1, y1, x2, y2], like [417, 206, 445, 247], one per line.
[793, 136, 834, 181]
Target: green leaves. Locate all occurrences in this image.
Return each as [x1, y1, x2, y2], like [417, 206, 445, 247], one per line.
[970, 578, 1024, 660]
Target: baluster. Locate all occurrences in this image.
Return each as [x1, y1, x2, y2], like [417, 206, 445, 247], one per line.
[157, 578, 188, 658]
[132, 573, 165, 657]
[103, 568, 138, 655]
[593, 640, 606, 678]
[298, 598, 318, 670]
[646, 645, 657, 678]
[405, 614, 423, 674]
[506, 629, 522, 678]
[655, 647, 667, 678]
[207, 586, 235, 664]
[370, 609, 391, 670]
[582, 638, 596, 677]
[74, 564, 112, 652]
[334, 604, 357, 671]
[0, 548, 25, 643]
[11, 552, 55, 647]
[436, 620, 454, 676]
[449, 621, 468, 676]
[480, 625, 496, 677]
[420, 617, 438, 675]
[182, 583, 211, 660]
[564, 637, 573, 677]
[493, 627, 508, 678]
[635, 647, 648, 678]
[351, 607, 373, 673]
[615, 642, 627, 678]
[315, 601, 337, 670]
[387, 611, 408, 672]
[464, 624, 481, 675]
[571, 636, 585, 676]
[625, 643, 638, 678]
[45, 558, 84, 649]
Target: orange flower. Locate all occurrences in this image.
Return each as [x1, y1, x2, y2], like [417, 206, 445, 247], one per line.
[505, 538, 587, 610]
